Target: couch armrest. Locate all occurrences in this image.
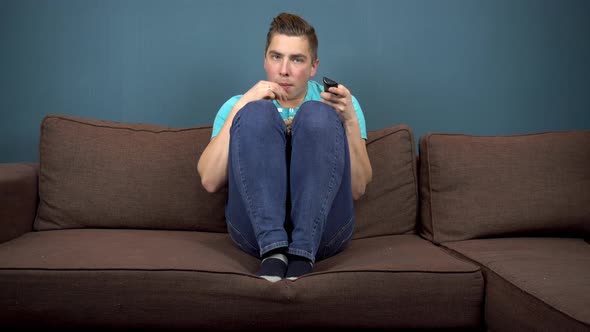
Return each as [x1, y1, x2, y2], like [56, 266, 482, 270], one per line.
[0, 163, 38, 243]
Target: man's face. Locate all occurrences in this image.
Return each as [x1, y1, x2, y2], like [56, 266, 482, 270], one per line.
[264, 34, 319, 105]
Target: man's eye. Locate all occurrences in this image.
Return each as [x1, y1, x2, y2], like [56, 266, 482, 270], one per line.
[293, 58, 303, 63]
[272, 55, 281, 60]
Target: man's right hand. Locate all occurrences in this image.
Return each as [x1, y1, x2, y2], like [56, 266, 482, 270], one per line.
[238, 80, 288, 107]
[197, 80, 287, 193]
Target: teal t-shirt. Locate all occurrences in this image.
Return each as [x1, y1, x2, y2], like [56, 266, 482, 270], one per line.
[211, 80, 367, 139]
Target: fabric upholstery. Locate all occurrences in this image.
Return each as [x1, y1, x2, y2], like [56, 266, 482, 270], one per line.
[354, 124, 418, 238]
[35, 114, 418, 239]
[0, 231, 483, 329]
[444, 238, 590, 331]
[35, 114, 227, 232]
[0, 163, 38, 243]
[4, 114, 585, 330]
[419, 131, 590, 243]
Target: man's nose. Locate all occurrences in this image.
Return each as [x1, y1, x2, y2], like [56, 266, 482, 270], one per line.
[280, 59, 289, 76]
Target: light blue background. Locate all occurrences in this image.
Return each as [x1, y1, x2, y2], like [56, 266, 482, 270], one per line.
[1, 0, 589, 162]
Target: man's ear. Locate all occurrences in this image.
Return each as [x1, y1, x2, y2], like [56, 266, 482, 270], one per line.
[310, 58, 319, 77]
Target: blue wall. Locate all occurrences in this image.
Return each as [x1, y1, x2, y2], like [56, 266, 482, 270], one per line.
[1, 0, 589, 162]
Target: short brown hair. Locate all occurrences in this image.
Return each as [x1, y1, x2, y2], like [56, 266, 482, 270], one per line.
[265, 13, 318, 62]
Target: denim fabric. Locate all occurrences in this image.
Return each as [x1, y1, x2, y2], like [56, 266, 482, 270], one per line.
[225, 100, 354, 263]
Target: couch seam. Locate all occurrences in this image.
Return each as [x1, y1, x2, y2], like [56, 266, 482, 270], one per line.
[425, 133, 438, 244]
[45, 114, 213, 134]
[35, 118, 48, 230]
[0, 267, 480, 273]
[0, 268, 260, 278]
[407, 127, 420, 237]
[423, 130, 590, 139]
[365, 125, 407, 145]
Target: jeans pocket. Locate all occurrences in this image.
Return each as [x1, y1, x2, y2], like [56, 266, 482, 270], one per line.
[226, 218, 259, 258]
[319, 216, 355, 260]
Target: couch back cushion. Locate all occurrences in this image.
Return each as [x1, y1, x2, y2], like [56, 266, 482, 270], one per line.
[419, 131, 590, 243]
[35, 114, 227, 232]
[353, 125, 418, 239]
[35, 115, 418, 236]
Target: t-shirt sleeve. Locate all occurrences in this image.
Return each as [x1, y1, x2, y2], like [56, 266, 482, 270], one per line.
[351, 95, 368, 140]
[211, 96, 241, 139]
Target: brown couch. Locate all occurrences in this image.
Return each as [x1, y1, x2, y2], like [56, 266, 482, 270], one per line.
[1, 114, 588, 331]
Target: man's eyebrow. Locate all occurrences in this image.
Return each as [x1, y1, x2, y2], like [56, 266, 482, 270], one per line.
[268, 50, 307, 59]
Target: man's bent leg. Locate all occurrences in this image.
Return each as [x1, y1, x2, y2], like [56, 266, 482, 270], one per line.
[288, 101, 353, 268]
[225, 100, 290, 260]
[317, 127, 354, 261]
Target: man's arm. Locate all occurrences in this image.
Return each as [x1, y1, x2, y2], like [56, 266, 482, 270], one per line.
[197, 116, 233, 193]
[321, 85, 372, 200]
[197, 81, 288, 193]
[344, 119, 372, 200]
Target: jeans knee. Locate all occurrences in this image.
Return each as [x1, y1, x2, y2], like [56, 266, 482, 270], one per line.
[292, 101, 341, 136]
[232, 100, 282, 133]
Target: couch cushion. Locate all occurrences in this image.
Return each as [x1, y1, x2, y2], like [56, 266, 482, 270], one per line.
[0, 231, 483, 329]
[36, 115, 418, 238]
[0, 163, 38, 243]
[419, 131, 590, 243]
[35, 114, 227, 232]
[444, 238, 590, 331]
[354, 124, 418, 239]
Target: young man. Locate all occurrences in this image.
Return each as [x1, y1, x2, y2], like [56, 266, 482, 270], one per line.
[197, 13, 372, 282]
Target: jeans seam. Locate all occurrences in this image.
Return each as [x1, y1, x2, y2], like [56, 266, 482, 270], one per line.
[322, 215, 354, 258]
[232, 105, 289, 257]
[226, 216, 258, 255]
[286, 248, 314, 262]
[236, 123, 251, 215]
[235, 119, 261, 242]
[311, 114, 343, 249]
[260, 241, 289, 256]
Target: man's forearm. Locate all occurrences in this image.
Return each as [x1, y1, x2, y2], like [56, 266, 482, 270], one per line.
[345, 120, 372, 200]
[197, 103, 245, 193]
[197, 134, 230, 193]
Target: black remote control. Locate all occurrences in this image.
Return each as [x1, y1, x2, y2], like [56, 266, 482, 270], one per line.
[323, 77, 338, 93]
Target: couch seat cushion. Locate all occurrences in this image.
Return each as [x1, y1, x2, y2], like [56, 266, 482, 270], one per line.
[444, 237, 590, 331]
[0, 231, 483, 329]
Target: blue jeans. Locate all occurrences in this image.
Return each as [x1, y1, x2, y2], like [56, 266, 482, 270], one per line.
[225, 100, 354, 263]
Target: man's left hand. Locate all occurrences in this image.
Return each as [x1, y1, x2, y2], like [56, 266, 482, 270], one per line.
[321, 84, 357, 125]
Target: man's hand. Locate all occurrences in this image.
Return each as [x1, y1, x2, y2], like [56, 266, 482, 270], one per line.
[320, 84, 357, 125]
[198, 80, 287, 193]
[240, 80, 288, 106]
